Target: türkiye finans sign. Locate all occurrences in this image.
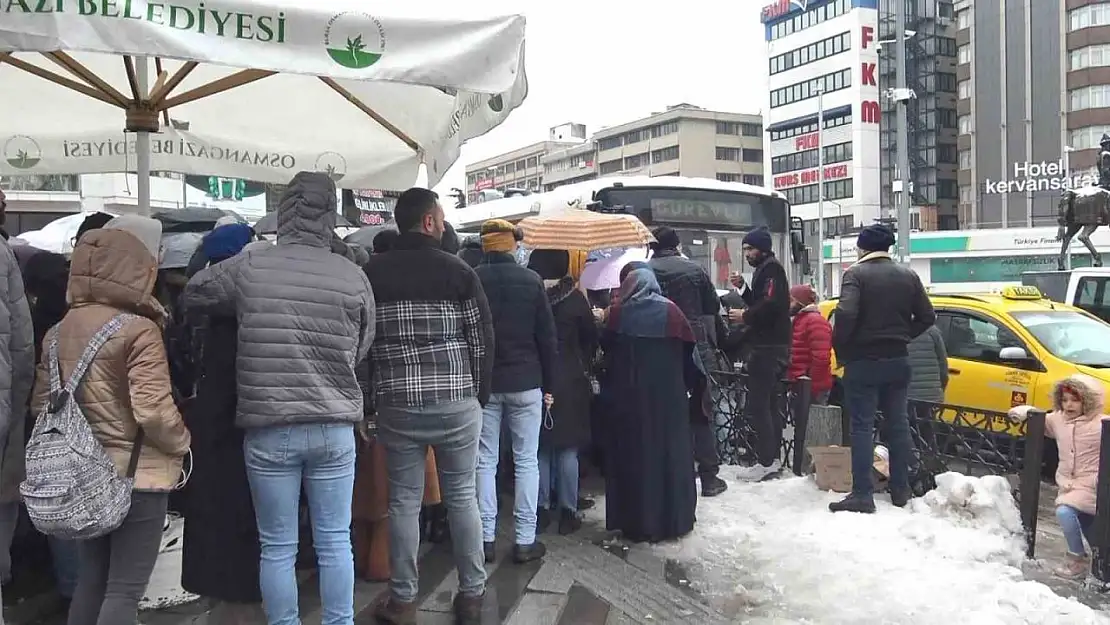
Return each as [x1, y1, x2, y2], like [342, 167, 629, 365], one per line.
[982, 160, 1097, 194]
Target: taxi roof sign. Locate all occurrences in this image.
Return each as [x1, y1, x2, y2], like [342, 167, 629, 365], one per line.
[1001, 285, 1043, 300]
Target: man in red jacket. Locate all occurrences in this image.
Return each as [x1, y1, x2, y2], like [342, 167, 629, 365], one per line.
[787, 285, 833, 404]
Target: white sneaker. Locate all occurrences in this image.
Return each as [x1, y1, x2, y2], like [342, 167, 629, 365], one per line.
[736, 460, 782, 482]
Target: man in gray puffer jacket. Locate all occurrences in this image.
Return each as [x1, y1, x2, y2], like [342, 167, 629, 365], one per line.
[907, 324, 948, 404]
[184, 172, 375, 623]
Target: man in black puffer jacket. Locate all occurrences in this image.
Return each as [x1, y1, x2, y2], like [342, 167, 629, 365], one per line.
[474, 219, 558, 566]
[728, 227, 792, 482]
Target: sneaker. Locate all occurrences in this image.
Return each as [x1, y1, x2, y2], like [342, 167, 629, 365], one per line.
[483, 541, 496, 564]
[700, 475, 728, 497]
[512, 540, 547, 564]
[537, 507, 553, 534]
[454, 592, 485, 625]
[735, 461, 782, 483]
[578, 496, 596, 511]
[828, 494, 876, 514]
[1054, 552, 1089, 581]
[889, 488, 911, 508]
[558, 508, 582, 535]
[371, 592, 417, 625]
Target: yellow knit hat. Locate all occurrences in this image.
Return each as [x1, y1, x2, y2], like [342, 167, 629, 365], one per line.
[481, 219, 518, 253]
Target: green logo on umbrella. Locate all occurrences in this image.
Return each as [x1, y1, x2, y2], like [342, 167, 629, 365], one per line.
[4, 135, 41, 170]
[325, 12, 386, 69]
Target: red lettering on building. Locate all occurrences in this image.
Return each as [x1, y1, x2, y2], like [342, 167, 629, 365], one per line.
[795, 133, 819, 150]
[474, 179, 494, 191]
[862, 26, 874, 50]
[860, 100, 881, 124]
[861, 62, 876, 86]
[774, 164, 849, 190]
[761, 0, 791, 22]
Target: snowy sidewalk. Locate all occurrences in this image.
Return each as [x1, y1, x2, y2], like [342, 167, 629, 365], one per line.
[601, 466, 1110, 624]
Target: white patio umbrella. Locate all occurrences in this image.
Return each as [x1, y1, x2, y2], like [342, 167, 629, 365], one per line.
[0, 2, 528, 212]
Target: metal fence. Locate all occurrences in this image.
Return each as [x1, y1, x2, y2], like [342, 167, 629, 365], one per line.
[709, 369, 1047, 557]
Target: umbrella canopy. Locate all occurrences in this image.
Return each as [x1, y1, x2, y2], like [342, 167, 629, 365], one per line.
[152, 207, 245, 233]
[12, 212, 92, 254]
[253, 211, 353, 235]
[516, 211, 656, 252]
[580, 247, 651, 290]
[343, 225, 395, 250]
[0, 4, 528, 189]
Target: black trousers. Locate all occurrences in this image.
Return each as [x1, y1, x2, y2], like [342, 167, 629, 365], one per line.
[745, 345, 791, 467]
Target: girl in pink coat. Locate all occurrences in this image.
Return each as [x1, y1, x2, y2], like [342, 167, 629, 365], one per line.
[1014, 374, 1107, 580]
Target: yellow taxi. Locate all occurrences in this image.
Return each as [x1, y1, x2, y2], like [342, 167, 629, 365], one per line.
[819, 285, 1110, 432]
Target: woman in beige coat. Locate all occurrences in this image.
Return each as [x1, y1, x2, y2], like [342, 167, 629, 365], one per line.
[30, 223, 191, 625]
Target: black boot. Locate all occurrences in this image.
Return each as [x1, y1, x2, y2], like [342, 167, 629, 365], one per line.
[428, 503, 450, 543]
[512, 541, 546, 564]
[889, 488, 911, 508]
[577, 496, 596, 511]
[701, 474, 728, 497]
[483, 541, 496, 564]
[419, 506, 429, 543]
[536, 507, 553, 534]
[558, 508, 582, 535]
[828, 494, 876, 514]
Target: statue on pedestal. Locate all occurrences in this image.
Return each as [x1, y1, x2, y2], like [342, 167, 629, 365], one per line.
[1057, 134, 1110, 270]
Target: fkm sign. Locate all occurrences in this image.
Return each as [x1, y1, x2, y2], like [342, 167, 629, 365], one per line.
[761, 0, 808, 23]
[774, 164, 849, 189]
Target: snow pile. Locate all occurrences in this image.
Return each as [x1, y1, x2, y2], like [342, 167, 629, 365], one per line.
[626, 468, 1107, 624]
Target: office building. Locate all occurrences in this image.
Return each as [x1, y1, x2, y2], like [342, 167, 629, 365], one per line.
[955, 1, 1088, 229]
[463, 105, 766, 202]
[877, 0, 959, 231]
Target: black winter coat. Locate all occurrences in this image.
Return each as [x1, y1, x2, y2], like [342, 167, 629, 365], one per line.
[179, 316, 261, 603]
[540, 279, 598, 450]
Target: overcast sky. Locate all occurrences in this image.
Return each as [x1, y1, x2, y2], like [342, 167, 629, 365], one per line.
[429, 1, 770, 196]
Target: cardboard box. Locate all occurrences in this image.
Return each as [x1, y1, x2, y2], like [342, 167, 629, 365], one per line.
[808, 445, 890, 493]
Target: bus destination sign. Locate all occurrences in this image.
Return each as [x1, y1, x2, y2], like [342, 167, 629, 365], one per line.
[650, 199, 754, 227]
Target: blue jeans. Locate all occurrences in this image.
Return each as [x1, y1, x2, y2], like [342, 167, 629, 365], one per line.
[843, 357, 913, 499]
[244, 424, 356, 625]
[49, 536, 79, 599]
[538, 447, 579, 512]
[377, 399, 485, 603]
[1057, 504, 1095, 556]
[478, 389, 543, 545]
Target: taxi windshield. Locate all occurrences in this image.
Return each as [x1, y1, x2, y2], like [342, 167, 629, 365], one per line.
[1011, 310, 1110, 367]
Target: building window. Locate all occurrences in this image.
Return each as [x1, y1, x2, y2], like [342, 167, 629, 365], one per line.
[715, 147, 741, 161]
[771, 141, 852, 174]
[957, 8, 970, 29]
[624, 153, 647, 169]
[782, 179, 854, 205]
[649, 121, 679, 138]
[1070, 4, 1110, 32]
[741, 122, 762, 137]
[957, 44, 971, 64]
[937, 143, 957, 164]
[936, 37, 957, 57]
[1070, 44, 1110, 71]
[651, 145, 680, 163]
[938, 108, 957, 129]
[770, 68, 852, 109]
[1070, 84, 1110, 112]
[742, 174, 765, 186]
[769, 0, 851, 41]
[938, 179, 959, 200]
[624, 130, 645, 145]
[958, 114, 972, 134]
[957, 79, 971, 99]
[716, 121, 740, 135]
[742, 148, 763, 163]
[768, 112, 852, 142]
[515, 159, 526, 171]
[936, 73, 957, 93]
[1069, 126, 1110, 150]
[598, 137, 622, 151]
[599, 159, 622, 175]
[959, 149, 972, 169]
[504, 162, 515, 174]
[959, 184, 973, 203]
[716, 173, 741, 182]
[769, 31, 851, 76]
[526, 156, 538, 168]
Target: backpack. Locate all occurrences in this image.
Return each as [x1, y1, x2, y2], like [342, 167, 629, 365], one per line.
[21, 314, 144, 540]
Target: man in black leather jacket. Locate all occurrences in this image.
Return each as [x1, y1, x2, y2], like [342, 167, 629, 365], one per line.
[829, 224, 935, 514]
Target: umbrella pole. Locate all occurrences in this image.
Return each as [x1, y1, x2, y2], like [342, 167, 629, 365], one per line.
[136, 56, 152, 216]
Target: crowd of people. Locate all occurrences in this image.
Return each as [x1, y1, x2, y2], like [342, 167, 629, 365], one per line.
[9, 171, 1101, 625]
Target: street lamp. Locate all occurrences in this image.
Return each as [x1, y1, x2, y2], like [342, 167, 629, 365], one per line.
[878, 27, 917, 265]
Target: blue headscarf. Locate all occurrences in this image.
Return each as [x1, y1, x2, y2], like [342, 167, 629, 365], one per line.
[202, 223, 253, 263]
[609, 268, 695, 342]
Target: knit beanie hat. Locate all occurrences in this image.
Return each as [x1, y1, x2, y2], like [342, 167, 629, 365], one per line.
[104, 214, 162, 261]
[649, 226, 681, 253]
[481, 219, 518, 253]
[857, 224, 896, 252]
[742, 227, 774, 253]
[790, 284, 817, 306]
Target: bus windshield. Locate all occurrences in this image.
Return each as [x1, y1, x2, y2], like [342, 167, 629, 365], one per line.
[595, 186, 788, 232]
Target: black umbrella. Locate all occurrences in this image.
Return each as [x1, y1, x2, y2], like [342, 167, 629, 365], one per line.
[343, 225, 395, 250]
[151, 207, 245, 233]
[254, 212, 353, 235]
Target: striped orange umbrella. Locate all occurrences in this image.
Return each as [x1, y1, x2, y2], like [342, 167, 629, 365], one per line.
[516, 210, 656, 252]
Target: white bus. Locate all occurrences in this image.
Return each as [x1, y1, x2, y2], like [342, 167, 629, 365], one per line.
[450, 175, 804, 287]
